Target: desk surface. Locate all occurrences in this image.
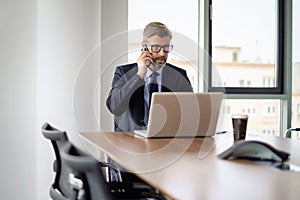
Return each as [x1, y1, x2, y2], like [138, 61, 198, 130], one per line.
[79, 132, 300, 200]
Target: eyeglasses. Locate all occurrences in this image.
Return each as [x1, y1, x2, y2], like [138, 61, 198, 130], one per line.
[148, 44, 173, 53]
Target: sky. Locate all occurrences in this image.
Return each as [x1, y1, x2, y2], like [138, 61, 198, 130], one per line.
[128, 0, 300, 63]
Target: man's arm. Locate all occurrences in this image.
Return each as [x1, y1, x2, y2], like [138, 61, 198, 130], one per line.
[106, 65, 145, 116]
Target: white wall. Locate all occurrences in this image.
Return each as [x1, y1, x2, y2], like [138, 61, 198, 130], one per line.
[100, 0, 128, 131]
[0, 0, 36, 199]
[0, 0, 129, 199]
[36, 0, 100, 199]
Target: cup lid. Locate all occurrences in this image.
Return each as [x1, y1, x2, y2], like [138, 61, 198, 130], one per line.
[231, 113, 248, 119]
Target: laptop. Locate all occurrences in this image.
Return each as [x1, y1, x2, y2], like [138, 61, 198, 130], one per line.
[133, 92, 224, 138]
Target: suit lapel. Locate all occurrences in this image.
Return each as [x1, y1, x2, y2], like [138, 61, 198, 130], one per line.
[161, 65, 172, 92]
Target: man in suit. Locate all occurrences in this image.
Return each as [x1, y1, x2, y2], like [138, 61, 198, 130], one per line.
[106, 22, 193, 132]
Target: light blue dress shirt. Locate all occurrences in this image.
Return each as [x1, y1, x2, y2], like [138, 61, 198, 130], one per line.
[144, 67, 163, 107]
[143, 67, 163, 125]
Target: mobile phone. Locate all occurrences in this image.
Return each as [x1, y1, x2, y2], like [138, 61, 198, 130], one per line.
[143, 44, 151, 67]
[143, 44, 149, 51]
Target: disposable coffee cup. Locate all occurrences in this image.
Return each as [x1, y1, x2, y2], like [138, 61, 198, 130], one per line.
[232, 114, 248, 140]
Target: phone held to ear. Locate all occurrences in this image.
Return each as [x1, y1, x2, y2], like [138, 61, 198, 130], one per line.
[143, 44, 151, 67]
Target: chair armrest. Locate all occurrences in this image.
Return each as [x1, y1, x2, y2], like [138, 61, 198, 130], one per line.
[285, 128, 300, 138]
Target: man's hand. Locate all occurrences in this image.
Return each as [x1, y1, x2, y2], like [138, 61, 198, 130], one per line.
[137, 50, 153, 78]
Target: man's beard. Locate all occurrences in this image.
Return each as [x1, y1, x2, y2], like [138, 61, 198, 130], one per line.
[152, 56, 166, 67]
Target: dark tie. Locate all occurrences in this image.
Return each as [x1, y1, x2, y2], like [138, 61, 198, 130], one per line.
[148, 72, 159, 108]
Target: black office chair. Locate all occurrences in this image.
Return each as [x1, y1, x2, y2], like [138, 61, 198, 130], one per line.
[284, 127, 300, 138]
[42, 122, 122, 200]
[61, 142, 167, 200]
[41, 122, 74, 200]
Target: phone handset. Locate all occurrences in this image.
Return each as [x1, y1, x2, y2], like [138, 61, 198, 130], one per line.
[143, 44, 151, 67]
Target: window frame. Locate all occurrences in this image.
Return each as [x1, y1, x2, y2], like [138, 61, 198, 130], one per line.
[201, 0, 293, 136]
[207, 0, 285, 94]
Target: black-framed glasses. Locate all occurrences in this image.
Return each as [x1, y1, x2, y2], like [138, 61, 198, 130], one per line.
[148, 44, 173, 53]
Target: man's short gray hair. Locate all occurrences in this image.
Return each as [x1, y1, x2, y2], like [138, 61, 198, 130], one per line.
[143, 22, 172, 42]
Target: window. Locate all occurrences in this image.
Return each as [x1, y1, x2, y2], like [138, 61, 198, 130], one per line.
[239, 80, 244, 87]
[263, 104, 277, 116]
[225, 105, 231, 114]
[263, 77, 275, 87]
[297, 103, 300, 121]
[262, 129, 276, 136]
[247, 80, 251, 87]
[241, 103, 256, 115]
[232, 52, 238, 62]
[206, 0, 289, 136]
[238, 79, 252, 87]
[209, 0, 284, 94]
[292, 0, 300, 129]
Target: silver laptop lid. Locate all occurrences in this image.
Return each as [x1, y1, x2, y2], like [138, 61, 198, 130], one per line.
[145, 92, 224, 138]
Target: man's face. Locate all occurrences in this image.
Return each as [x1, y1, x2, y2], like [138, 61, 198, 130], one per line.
[146, 35, 172, 67]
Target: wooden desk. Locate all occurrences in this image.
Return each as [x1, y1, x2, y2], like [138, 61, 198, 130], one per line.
[79, 132, 300, 200]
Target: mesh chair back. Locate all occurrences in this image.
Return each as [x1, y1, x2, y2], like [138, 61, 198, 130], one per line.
[41, 122, 72, 200]
[61, 143, 113, 200]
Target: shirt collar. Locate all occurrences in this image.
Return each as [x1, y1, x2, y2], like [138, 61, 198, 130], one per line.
[145, 65, 164, 79]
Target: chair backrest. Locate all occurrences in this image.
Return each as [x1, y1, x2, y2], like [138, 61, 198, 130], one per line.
[41, 122, 72, 200]
[61, 142, 114, 200]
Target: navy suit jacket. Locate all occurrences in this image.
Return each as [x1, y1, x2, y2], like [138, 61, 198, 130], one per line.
[106, 63, 193, 132]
